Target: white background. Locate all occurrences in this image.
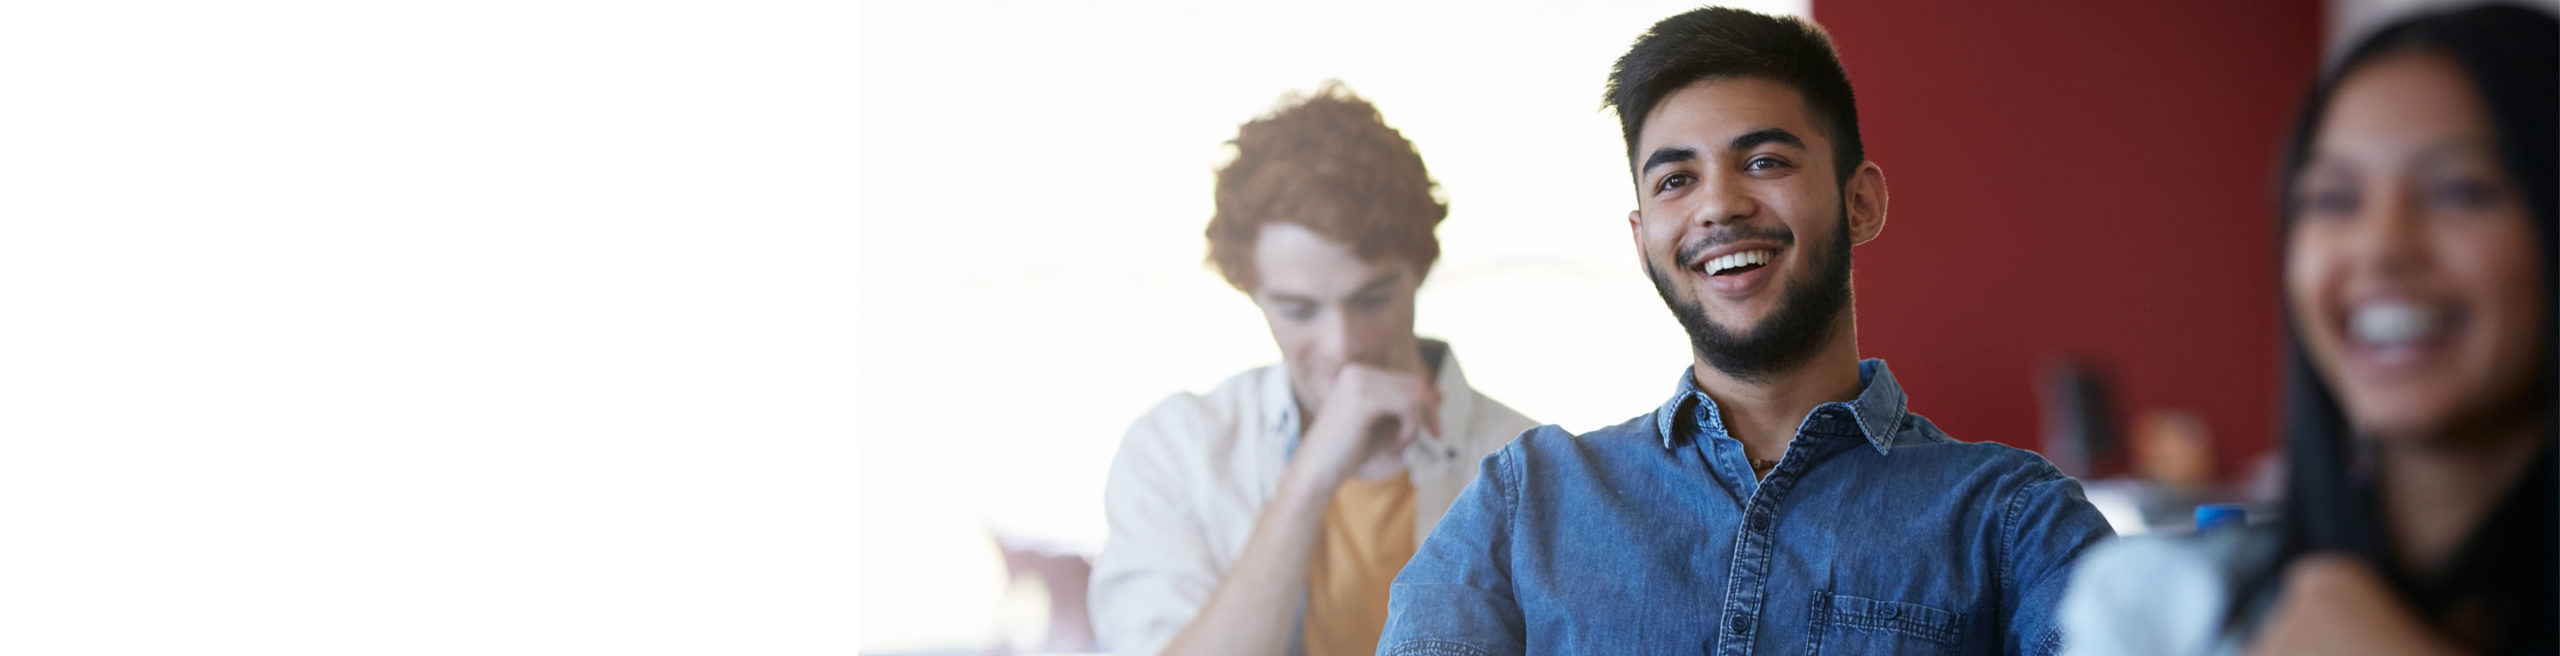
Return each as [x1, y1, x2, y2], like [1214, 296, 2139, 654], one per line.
[861, 0, 1800, 650]
[2, 1, 855, 653]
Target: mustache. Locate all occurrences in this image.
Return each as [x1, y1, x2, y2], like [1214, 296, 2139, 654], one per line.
[1676, 223, 1797, 267]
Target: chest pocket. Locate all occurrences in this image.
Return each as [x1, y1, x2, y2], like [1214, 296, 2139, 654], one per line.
[1806, 590, 1967, 656]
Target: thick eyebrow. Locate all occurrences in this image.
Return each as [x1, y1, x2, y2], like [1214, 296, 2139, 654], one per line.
[2413, 138, 2500, 169]
[1731, 128, 1804, 152]
[1640, 146, 1697, 176]
[1639, 128, 1805, 177]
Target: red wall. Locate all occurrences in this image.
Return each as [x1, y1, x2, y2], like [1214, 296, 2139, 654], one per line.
[1813, 1, 2323, 477]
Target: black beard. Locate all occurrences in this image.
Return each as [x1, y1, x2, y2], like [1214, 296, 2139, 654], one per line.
[1644, 210, 1854, 384]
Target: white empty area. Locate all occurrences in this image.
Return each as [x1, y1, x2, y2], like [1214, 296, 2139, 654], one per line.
[1, 1, 855, 653]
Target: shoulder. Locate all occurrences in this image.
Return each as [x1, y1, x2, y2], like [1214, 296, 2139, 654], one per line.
[2061, 531, 2272, 656]
[1113, 366, 1272, 465]
[1876, 414, 2113, 545]
[1119, 391, 1213, 450]
[1517, 412, 1655, 448]
[1451, 418, 1646, 510]
[1490, 412, 1668, 473]
[1885, 412, 2073, 485]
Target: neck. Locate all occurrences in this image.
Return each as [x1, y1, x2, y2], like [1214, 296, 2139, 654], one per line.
[1689, 313, 1863, 460]
[2377, 419, 2549, 577]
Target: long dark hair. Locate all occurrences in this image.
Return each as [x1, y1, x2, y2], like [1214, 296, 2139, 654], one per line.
[2245, 4, 2559, 652]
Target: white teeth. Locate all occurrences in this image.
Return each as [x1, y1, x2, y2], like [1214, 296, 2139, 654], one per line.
[2350, 301, 2440, 345]
[1706, 249, 1774, 275]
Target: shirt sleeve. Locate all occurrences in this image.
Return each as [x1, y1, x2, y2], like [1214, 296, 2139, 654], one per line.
[1087, 395, 1223, 656]
[1377, 439, 1528, 656]
[1999, 472, 2118, 656]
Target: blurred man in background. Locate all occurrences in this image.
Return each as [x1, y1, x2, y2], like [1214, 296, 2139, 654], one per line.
[1087, 82, 1538, 656]
[1380, 8, 2112, 654]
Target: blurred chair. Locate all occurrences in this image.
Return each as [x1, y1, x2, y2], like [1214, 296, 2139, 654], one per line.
[990, 532, 1098, 654]
[2040, 359, 2124, 480]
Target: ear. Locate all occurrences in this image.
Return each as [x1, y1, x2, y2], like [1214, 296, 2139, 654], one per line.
[1844, 161, 1889, 245]
[1628, 208, 1647, 272]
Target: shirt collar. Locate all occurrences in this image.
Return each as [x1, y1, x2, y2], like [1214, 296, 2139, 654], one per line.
[1652, 358, 1911, 455]
[1261, 363, 1297, 444]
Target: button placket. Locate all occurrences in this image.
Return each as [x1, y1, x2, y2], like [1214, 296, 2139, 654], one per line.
[1715, 433, 1821, 656]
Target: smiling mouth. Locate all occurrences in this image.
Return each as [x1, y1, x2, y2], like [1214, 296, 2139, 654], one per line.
[1695, 249, 1776, 277]
[2344, 299, 2463, 350]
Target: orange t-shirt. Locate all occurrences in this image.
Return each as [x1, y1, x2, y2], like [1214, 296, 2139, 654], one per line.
[1302, 473, 1418, 656]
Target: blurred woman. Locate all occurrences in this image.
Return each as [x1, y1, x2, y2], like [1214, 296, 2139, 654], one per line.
[2063, 4, 2557, 655]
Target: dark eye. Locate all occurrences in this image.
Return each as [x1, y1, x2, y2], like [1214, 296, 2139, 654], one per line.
[1745, 156, 1786, 171]
[2297, 184, 2358, 218]
[1348, 293, 1388, 312]
[1280, 303, 1315, 322]
[1658, 173, 1693, 193]
[2430, 177, 2501, 209]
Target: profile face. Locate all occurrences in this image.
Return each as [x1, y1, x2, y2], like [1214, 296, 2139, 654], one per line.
[1250, 222, 1422, 414]
[1629, 76, 1858, 379]
[2286, 50, 2549, 442]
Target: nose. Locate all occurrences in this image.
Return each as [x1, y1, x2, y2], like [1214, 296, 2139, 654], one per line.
[1691, 171, 1760, 228]
[1310, 305, 1352, 366]
[2351, 181, 2429, 280]
[1314, 303, 1396, 370]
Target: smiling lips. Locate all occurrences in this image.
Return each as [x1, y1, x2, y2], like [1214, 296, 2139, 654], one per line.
[2350, 300, 2445, 346]
[2339, 298, 2466, 375]
[1699, 249, 1776, 276]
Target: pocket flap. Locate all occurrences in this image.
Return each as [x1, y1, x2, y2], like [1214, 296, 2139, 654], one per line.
[1816, 591, 1966, 646]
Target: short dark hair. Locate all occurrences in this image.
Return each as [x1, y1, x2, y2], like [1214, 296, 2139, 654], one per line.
[1604, 7, 1864, 186]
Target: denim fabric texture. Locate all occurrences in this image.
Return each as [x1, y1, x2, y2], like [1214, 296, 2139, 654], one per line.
[1379, 360, 2114, 656]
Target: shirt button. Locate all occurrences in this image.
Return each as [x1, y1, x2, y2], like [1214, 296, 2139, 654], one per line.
[1728, 615, 1750, 634]
[1749, 514, 1771, 531]
[1879, 605, 1900, 620]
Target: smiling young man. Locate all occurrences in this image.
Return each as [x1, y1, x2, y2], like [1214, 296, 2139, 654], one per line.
[1087, 83, 1538, 656]
[1376, 8, 2113, 656]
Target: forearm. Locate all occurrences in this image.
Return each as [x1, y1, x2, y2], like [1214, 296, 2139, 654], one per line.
[1159, 468, 1336, 655]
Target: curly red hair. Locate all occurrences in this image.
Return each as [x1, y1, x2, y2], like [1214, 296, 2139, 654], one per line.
[1206, 82, 1446, 292]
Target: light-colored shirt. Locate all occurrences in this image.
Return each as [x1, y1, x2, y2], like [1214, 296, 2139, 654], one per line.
[1301, 472, 1415, 656]
[1088, 341, 1537, 656]
[2060, 529, 2278, 656]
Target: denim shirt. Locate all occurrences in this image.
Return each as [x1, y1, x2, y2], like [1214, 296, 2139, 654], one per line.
[1379, 360, 2113, 656]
